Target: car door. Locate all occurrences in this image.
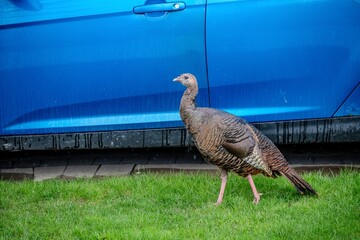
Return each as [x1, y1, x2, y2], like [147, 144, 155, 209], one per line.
[206, 0, 360, 122]
[0, 0, 209, 135]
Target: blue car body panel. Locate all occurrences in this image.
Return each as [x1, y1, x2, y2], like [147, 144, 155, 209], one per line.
[206, 0, 360, 122]
[335, 83, 360, 117]
[0, 0, 359, 136]
[0, 0, 209, 135]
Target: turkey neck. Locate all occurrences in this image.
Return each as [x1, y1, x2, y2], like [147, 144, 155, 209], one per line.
[180, 84, 198, 128]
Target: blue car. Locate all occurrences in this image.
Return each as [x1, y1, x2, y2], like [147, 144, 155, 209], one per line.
[0, 0, 359, 150]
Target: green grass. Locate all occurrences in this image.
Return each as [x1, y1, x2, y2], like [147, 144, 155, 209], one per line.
[0, 169, 359, 240]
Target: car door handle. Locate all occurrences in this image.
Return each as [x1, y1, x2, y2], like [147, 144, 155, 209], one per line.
[133, 2, 186, 14]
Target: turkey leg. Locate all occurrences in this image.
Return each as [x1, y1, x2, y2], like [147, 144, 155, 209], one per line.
[216, 168, 228, 205]
[247, 174, 261, 204]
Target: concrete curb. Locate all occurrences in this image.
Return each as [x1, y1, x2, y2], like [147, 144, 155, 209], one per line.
[292, 164, 360, 174]
[95, 164, 135, 178]
[0, 164, 359, 181]
[62, 165, 99, 179]
[0, 168, 34, 180]
[34, 166, 66, 181]
[133, 164, 218, 174]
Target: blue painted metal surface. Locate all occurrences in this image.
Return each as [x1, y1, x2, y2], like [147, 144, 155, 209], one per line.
[206, 0, 360, 122]
[0, 0, 208, 135]
[335, 83, 360, 117]
[0, 0, 359, 136]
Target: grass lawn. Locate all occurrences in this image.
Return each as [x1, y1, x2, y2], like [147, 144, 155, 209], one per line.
[0, 169, 359, 239]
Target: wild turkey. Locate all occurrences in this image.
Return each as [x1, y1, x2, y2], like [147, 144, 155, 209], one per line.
[173, 73, 317, 204]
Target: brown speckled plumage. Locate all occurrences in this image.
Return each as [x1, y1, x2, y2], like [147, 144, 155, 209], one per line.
[174, 73, 317, 204]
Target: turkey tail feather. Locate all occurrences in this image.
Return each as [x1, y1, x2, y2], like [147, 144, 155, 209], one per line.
[280, 170, 318, 196]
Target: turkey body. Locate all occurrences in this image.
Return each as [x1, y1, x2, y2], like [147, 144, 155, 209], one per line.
[174, 73, 317, 204]
[188, 107, 270, 177]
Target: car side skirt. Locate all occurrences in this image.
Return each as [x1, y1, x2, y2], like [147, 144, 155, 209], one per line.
[0, 116, 359, 152]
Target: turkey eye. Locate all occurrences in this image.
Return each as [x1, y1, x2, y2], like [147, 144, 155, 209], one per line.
[184, 76, 189, 79]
